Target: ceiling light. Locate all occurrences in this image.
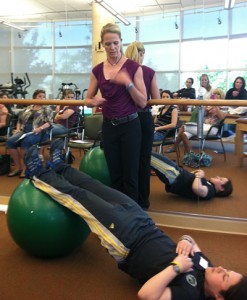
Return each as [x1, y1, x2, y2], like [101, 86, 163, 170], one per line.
[95, 0, 130, 26]
[225, 0, 235, 9]
[0, 20, 27, 31]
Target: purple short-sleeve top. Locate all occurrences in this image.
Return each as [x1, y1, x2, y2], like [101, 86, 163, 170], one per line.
[92, 59, 140, 119]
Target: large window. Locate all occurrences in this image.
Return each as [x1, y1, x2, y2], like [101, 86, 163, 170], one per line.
[0, 3, 247, 98]
[181, 39, 228, 71]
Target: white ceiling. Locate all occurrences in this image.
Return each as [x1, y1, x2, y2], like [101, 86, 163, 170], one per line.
[0, 0, 245, 23]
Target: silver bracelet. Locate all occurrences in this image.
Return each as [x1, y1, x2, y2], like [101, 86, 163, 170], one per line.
[179, 235, 194, 245]
[126, 82, 134, 91]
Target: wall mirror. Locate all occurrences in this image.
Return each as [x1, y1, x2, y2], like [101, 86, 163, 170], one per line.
[0, 0, 247, 224]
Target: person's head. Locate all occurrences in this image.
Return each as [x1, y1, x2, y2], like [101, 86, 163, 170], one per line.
[100, 23, 123, 57]
[204, 267, 245, 300]
[161, 90, 173, 99]
[0, 92, 8, 99]
[125, 41, 145, 65]
[32, 89, 46, 100]
[185, 78, 194, 89]
[209, 176, 233, 197]
[220, 275, 247, 300]
[212, 88, 225, 99]
[200, 74, 212, 91]
[233, 76, 246, 91]
[62, 89, 75, 100]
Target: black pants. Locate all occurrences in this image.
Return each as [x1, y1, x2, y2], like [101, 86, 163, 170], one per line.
[138, 112, 154, 208]
[34, 163, 155, 262]
[102, 117, 141, 202]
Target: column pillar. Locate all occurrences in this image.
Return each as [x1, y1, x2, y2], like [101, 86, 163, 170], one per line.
[92, 2, 115, 67]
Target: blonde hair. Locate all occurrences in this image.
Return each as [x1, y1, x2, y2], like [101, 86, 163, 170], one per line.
[100, 23, 123, 54]
[213, 88, 225, 99]
[125, 41, 145, 64]
[100, 23, 122, 42]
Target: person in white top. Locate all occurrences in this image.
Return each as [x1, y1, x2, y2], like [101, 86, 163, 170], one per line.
[199, 74, 214, 99]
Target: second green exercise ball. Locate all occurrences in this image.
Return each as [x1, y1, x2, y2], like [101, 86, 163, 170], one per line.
[80, 146, 111, 186]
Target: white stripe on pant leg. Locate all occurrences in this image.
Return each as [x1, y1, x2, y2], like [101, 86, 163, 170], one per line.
[151, 156, 180, 184]
[32, 177, 130, 262]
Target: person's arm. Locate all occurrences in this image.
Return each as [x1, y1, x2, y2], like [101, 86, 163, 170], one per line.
[225, 89, 233, 99]
[180, 88, 196, 99]
[206, 106, 227, 120]
[13, 121, 21, 133]
[150, 74, 161, 100]
[191, 169, 208, 197]
[241, 89, 247, 100]
[54, 108, 75, 122]
[137, 255, 193, 300]
[155, 108, 178, 132]
[84, 73, 107, 108]
[113, 66, 147, 108]
[0, 107, 8, 128]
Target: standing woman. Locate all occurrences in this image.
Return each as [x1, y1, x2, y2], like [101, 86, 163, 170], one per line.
[200, 74, 214, 99]
[225, 76, 247, 100]
[85, 23, 147, 202]
[125, 41, 160, 209]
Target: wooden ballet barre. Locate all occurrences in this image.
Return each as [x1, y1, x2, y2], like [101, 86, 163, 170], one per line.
[0, 99, 86, 106]
[0, 98, 247, 107]
[148, 99, 247, 107]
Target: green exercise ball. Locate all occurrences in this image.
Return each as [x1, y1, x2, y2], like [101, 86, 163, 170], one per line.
[7, 179, 90, 258]
[80, 146, 111, 186]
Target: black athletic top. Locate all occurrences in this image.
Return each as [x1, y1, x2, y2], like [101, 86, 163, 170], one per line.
[166, 168, 216, 201]
[119, 226, 212, 300]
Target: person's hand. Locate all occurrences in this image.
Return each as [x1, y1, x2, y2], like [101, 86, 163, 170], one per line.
[33, 127, 42, 135]
[232, 90, 239, 97]
[176, 240, 193, 256]
[172, 254, 193, 273]
[13, 129, 20, 134]
[91, 95, 106, 106]
[191, 169, 205, 178]
[111, 68, 131, 87]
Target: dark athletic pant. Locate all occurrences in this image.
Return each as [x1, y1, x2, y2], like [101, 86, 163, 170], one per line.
[33, 163, 155, 262]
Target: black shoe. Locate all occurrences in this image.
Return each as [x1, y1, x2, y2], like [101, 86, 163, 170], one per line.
[47, 139, 64, 168]
[24, 145, 43, 178]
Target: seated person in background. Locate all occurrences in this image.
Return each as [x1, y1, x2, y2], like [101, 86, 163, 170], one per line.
[173, 77, 196, 99]
[225, 76, 247, 100]
[0, 92, 13, 115]
[6, 89, 53, 178]
[0, 99, 9, 137]
[225, 77, 247, 134]
[200, 74, 214, 99]
[153, 90, 178, 142]
[52, 89, 79, 136]
[23, 141, 245, 300]
[151, 152, 232, 201]
[166, 88, 226, 155]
